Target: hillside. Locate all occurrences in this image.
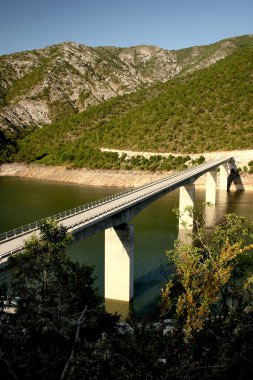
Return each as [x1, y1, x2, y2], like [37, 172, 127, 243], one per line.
[1, 34, 252, 133]
[0, 43, 178, 132]
[8, 40, 253, 170]
[1, 34, 253, 170]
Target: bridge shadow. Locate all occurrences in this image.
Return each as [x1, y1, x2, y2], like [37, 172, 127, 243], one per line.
[132, 265, 171, 317]
[135, 263, 170, 284]
[227, 170, 245, 191]
[133, 280, 165, 319]
[225, 189, 246, 215]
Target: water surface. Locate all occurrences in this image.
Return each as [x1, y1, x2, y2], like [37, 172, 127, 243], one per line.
[1, 176, 252, 317]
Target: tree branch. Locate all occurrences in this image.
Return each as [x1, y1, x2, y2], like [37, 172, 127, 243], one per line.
[60, 305, 88, 380]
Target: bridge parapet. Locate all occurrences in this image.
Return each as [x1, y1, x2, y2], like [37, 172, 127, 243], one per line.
[1, 156, 239, 300]
[0, 157, 233, 244]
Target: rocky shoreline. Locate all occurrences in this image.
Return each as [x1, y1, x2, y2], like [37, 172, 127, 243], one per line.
[1, 162, 253, 190]
[0, 163, 170, 188]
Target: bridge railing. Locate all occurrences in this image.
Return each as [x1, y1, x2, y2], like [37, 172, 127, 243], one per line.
[0, 158, 231, 244]
[0, 187, 137, 242]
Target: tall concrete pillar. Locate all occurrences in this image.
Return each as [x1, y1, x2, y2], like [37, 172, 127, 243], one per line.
[177, 228, 193, 245]
[179, 184, 195, 230]
[104, 224, 134, 301]
[205, 203, 216, 228]
[205, 170, 217, 204]
[220, 164, 229, 190]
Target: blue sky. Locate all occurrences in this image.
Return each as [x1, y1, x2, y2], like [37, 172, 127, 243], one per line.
[1, 0, 253, 55]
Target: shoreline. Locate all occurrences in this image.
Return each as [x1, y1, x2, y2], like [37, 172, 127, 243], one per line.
[0, 163, 172, 188]
[1, 162, 253, 190]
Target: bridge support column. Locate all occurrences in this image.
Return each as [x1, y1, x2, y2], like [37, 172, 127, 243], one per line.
[104, 224, 134, 302]
[179, 184, 195, 230]
[220, 164, 229, 190]
[205, 170, 217, 204]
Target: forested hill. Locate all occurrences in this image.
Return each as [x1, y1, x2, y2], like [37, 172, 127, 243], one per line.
[1, 34, 253, 133]
[2, 35, 253, 169]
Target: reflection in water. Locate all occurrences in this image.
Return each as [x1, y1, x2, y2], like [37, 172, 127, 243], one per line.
[205, 203, 216, 228]
[217, 189, 229, 214]
[205, 190, 228, 227]
[177, 229, 192, 245]
[226, 190, 248, 215]
[228, 170, 245, 191]
[105, 299, 130, 319]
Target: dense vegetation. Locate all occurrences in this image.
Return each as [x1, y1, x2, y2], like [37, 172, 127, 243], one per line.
[0, 214, 252, 379]
[0, 126, 30, 164]
[94, 48, 253, 153]
[3, 46, 251, 170]
[0, 220, 117, 379]
[1, 36, 253, 169]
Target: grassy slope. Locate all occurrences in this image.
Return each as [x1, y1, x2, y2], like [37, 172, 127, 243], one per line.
[13, 45, 253, 170]
[92, 47, 253, 154]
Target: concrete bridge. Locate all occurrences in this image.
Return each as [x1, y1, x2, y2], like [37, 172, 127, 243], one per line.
[0, 157, 237, 302]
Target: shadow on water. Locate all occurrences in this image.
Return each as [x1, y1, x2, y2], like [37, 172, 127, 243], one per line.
[227, 170, 245, 191]
[130, 251, 172, 318]
[226, 189, 249, 216]
[203, 189, 246, 227]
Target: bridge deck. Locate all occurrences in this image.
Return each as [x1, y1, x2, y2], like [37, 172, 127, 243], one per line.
[0, 157, 232, 263]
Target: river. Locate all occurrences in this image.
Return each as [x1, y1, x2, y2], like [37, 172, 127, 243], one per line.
[0, 176, 252, 318]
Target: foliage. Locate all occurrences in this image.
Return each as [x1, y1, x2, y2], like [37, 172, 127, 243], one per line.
[63, 308, 253, 380]
[49, 99, 78, 122]
[12, 45, 253, 169]
[0, 219, 117, 379]
[248, 160, 253, 174]
[161, 211, 253, 340]
[0, 126, 30, 164]
[92, 48, 253, 153]
[0, 215, 253, 379]
[5, 58, 49, 104]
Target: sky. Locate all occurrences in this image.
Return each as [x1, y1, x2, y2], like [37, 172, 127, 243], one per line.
[1, 0, 253, 55]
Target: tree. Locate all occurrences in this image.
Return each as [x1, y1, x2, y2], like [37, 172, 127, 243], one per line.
[1, 215, 253, 379]
[66, 212, 253, 380]
[0, 219, 117, 379]
[161, 211, 253, 341]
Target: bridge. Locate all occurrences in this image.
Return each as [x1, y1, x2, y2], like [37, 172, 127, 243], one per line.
[0, 157, 236, 301]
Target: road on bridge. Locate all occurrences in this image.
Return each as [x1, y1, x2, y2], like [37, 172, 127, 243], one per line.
[0, 157, 232, 264]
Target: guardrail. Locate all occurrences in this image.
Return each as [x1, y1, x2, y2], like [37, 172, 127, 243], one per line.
[0, 165, 193, 242]
[0, 188, 136, 242]
[0, 158, 232, 244]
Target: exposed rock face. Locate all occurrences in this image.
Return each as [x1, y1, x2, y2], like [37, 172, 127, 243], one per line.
[0, 101, 50, 131]
[0, 37, 247, 132]
[0, 43, 179, 131]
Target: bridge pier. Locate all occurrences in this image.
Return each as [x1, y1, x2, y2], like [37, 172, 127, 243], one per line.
[220, 164, 229, 190]
[104, 224, 134, 302]
[205, 170, 217, 204]
[1, 157, 238, 306]
[179, 183, 195, 230]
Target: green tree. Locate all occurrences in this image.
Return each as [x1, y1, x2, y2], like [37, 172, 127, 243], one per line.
[1, 215, 253, 379]
[161, 211, 253, 341]
[66, 212, 253, 380]
[0, 219, 116, 379]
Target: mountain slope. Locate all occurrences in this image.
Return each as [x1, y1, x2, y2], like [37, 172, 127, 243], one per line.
[0, 43, 179, 131]
[13, 43, 253, 169]
[93, 47, 253, 154]
[1, 34, 253, 133]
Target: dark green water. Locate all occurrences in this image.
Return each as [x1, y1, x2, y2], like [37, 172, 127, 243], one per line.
[0, 176, 252, 317]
